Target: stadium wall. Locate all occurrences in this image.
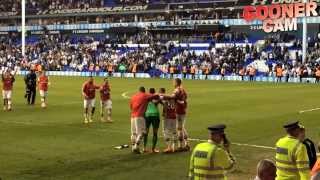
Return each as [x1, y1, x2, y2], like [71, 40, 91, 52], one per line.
[16, 71, 317, 84]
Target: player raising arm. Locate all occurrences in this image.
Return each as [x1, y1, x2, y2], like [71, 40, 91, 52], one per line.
[2, 69, 15, 111]
[37, 71, 50, 108]
[82, 76, 100, 124]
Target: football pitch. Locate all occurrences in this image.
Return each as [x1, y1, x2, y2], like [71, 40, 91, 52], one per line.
[0, 76, 319, 180]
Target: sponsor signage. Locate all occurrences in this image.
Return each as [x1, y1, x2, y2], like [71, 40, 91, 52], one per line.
[39, 6, 148, 15]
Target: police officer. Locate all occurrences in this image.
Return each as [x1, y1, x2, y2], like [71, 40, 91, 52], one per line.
[24, 69, 37, 105]
[275, 121, 310, 180]
[189, 124, 235, 180]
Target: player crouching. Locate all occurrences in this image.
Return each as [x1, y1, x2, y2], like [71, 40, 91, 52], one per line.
[82, 76, 99, 124]
[100, 78, 112, 123]
[2, 69, 15, 111]
[160, 88, 177, 153]
[38, 71, 49, 108]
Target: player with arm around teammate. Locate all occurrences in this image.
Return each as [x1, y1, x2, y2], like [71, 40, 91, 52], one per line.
[143, 88, 161, 153]
[130, 86, 159, 154]
[82, 76, 100, 124]
[100, 78, 112, 123]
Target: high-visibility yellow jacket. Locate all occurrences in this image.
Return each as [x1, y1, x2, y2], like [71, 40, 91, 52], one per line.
[275, 135, 310, 180]
[189, 140, 235, 180]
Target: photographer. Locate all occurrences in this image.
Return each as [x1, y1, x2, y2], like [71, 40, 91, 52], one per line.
[24, 69, 37, 105]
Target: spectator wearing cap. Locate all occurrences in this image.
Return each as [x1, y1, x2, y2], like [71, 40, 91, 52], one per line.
[311, 142, 320, 180]
[188, 124, 235, 180]
[275, 121, 310, 180]
[254, 159, 276, 180]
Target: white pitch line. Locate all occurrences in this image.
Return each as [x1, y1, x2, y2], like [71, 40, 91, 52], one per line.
[299, 107, 320, 114]
[2, 119, 275, 150]
[121, 91, 130, 99]
[189, 138, 275, 150]
[86, 128, 276, 150]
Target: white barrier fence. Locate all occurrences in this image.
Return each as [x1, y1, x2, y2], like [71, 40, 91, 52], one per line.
[16, 71, 318, 84]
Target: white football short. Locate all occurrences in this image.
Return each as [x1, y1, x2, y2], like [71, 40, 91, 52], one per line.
[84, 99, 95, 108]
[101, 99, 112, 109]
[176, 114, 186, 130]
[131, 117, 146, 137]
[39, 90, 48, 97]
[163, 119, 177, 139]
[2, 90, 12, 99]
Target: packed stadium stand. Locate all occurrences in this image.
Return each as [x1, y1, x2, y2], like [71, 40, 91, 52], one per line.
[1, 0, 320, 80]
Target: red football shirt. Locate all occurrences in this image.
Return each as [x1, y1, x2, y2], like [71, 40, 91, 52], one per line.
[38, 75, 49, 91]
[163, 101, 177, 119]
[2, 75, 14, 91]
[130, 92, 155, 118]
[82, 81, 99, 99]
[173, 86, 188, 115]
[100, 84, 111, 101]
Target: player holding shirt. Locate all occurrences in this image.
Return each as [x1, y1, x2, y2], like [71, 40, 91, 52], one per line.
[100, 78, 112, 123]
[160, 88, 178, 153]
[37, 71, 50, 108]
[2, 69, 15, 111]
[82, 76, 100, 124]
[130, 86, 159, 154]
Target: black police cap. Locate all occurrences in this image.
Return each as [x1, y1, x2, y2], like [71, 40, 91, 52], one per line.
[283, 121, 302, 130]
[208, 124, 226, 133]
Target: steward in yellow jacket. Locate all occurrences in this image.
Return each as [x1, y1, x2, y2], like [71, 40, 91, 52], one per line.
[275, 121, 310, 180]
[189, 124, 235, 180]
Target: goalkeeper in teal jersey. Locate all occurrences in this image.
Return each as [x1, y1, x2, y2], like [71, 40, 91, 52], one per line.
[143, 88, 161, 153]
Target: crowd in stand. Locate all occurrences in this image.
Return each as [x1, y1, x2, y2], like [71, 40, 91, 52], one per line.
[27, 0, 104, 13]
[1, 32, 320, 81]
[0, 0, 21, 14]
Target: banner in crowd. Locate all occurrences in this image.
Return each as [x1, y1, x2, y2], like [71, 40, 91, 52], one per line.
[16, 71, 317, 84]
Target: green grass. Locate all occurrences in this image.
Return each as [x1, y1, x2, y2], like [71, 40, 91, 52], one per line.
[0, 76, 320, 180]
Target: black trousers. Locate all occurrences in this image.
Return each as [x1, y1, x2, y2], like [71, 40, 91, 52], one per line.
[249, 75, 254, 81]
[26, 87, 36, 105]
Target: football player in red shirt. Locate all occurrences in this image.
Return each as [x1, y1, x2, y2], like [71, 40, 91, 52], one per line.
[82, 76, 100, 124]
[130, 86, 159, 154]
[161, 78, 189, 151]
[2, 69, 15, 111]
[37, 71, 50, 108]
[100, 78, 112, 123]
[159, 88, 178, 153]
